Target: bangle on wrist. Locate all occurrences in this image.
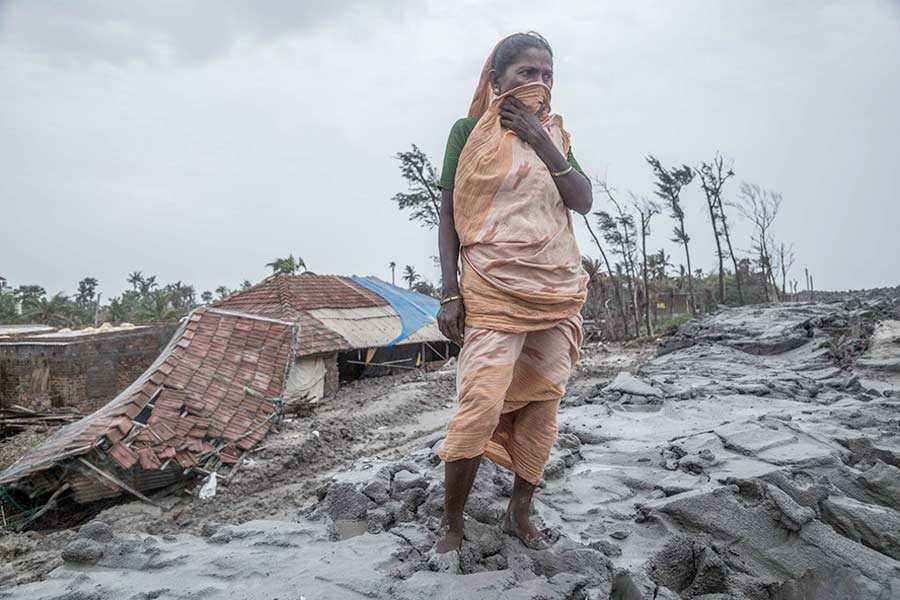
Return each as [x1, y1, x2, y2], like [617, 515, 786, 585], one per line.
[551, 165, 573, 178]
[441, 294, 461, 305]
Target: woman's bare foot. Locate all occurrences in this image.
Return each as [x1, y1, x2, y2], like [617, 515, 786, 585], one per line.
[434, 528, 464, 554]
[501, 510, 550, 550]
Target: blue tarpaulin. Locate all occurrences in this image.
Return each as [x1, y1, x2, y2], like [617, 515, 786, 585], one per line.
[351, 276, 440, 346]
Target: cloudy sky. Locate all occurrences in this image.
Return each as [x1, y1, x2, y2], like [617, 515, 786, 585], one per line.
[2, 0, 898, 299]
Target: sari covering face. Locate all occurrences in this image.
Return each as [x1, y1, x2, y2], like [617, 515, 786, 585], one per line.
[453, 81, 588, 333]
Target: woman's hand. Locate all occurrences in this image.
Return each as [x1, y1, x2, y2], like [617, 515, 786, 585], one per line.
[438, 298, 465, 346]
[499, 96, 547, 146]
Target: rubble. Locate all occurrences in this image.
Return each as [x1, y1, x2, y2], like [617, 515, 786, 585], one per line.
[0, 307, 296, 529]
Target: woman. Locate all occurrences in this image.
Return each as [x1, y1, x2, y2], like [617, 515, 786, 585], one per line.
[435, 32, 592, 555]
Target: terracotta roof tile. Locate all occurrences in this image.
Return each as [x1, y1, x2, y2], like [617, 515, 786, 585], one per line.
[108, 443, 138, 470]
[136, 448, 161, 470]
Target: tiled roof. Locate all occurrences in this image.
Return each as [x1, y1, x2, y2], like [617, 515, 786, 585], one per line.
[212, 275, 399, 356]
[215, 274, 386, 316]
[0, 308, 296, 495]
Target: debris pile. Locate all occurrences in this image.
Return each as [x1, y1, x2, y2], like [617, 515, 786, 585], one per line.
[0, 406, 80, 437]
[0, 307, 295, 529]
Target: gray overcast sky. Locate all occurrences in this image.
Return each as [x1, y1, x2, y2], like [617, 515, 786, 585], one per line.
[2, 0, 898, 299]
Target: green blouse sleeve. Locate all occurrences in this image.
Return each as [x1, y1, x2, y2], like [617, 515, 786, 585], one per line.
[438, 118, 476, 191]
[567, 147, 587, 179]
[438, 117, 587, 190]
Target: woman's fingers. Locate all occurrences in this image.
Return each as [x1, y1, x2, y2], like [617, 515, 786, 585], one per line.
[447, 319, 460, 346]
[504, 96, 526, 109]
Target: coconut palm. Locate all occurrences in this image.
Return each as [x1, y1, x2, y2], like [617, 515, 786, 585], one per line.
[106, 296, 129, 323]
[127, 271, 144, 292]
[22, 293, 75, 327]
[389, 261, 397, 285]
[0, 291, 19, 323]
[75, 277, 99, 306]
[402, 265, 419, 288]
[266, 255, 307, 275]
[138, 290, 177, 321]
[137, 275, 158, 297]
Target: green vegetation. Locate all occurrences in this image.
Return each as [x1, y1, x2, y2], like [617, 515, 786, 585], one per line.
[391, 141, 813, 340]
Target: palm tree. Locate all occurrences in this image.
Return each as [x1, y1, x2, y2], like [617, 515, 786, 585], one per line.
[215, 286, 230, 300]
[240, 280, 252, 290]
[389, 261, 397, 285]
[127, 271, 144, 292]
[1, 291, 19, 323]
[137, 275, 158, 297]
[201, 291, 214, 304]
[75, 277, 99, 306]
[647, 155, 696, 315]
[266, 254, 307, 275]
[138, 290, 176, 321]
[648, 249, 672, 281]
[164, 281, 196, 311]
[106, 296, 129, 323]
[402, 265, 419, 288]
[23, 293, 75, 327]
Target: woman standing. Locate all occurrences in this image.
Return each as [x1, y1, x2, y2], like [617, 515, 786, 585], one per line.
[435, 32, 592, 555]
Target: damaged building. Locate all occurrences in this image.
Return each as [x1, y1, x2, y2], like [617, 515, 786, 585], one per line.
[0, 323, 179, 413]
[0, 274, 449, 529]
[211, 274, 452, 401]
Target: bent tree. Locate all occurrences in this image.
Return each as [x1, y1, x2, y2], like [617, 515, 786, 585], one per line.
[696, 153, 736, 305]
[647, 155, 697, 315]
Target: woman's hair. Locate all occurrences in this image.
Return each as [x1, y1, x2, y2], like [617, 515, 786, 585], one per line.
[491, 31, 553, 75]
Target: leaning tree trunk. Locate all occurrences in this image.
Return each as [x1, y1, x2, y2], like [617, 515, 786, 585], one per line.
[716, 198, 743, 305]
[678, 218, 697, 316]
[640, 219, 653, 336]
[781, 264, 787, 302]
[684, 243, 696, 315]
[582, 216, 630, 339]
[617, 238, 642, 337]
[704, 199, 725, 304]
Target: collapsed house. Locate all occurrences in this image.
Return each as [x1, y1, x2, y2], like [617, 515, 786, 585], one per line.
[0, 275, 448, 529]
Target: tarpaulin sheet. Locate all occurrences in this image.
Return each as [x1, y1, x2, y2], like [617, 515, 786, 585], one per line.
[351, 276, 439, 346]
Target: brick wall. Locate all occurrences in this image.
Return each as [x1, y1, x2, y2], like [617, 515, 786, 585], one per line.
[0, 325, 178, 412]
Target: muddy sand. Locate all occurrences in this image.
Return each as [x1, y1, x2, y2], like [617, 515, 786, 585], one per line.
[2, 300, 900, 599]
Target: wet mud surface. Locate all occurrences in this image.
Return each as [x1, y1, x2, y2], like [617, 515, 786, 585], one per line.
[3, 298, 900, 599]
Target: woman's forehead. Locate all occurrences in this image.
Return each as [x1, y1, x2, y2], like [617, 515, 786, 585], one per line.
[509, 47, 553, 69]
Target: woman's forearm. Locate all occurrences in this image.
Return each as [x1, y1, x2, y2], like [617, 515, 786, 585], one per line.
[439, 189, 461, 295]
[531, 133, 593, 215]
